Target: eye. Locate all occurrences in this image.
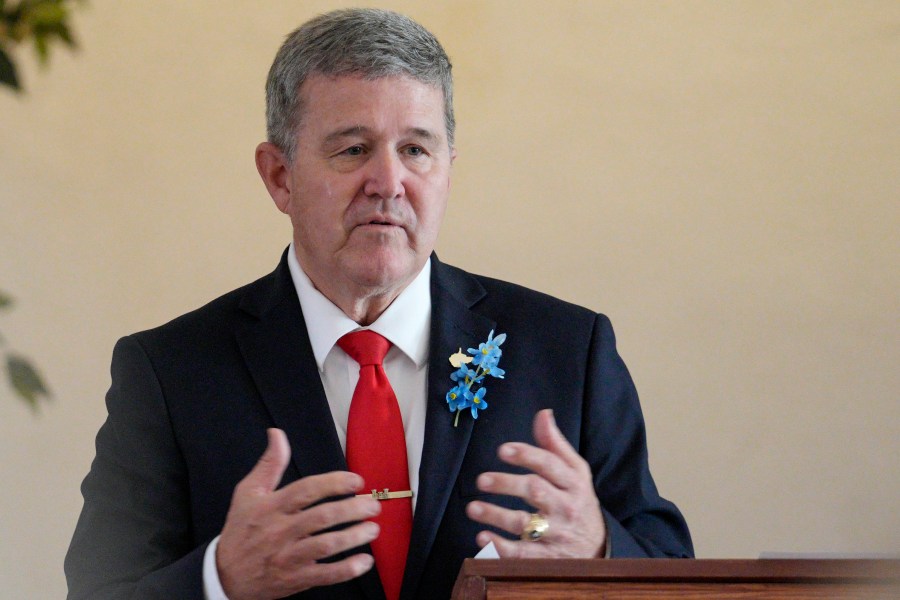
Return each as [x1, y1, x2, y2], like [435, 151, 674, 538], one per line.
[404, 145, 426, 157]
[343, 145, 365, 156]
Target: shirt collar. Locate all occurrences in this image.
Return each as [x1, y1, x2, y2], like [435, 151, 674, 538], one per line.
[287, 242, 431, 370]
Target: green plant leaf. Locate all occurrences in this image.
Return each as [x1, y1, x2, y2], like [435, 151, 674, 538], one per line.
[33, 30, 48, 62]
[55, 20, 74, 46]
[28, 3, 67, 27]
[0, 290, 13, 309]
[6, 353, 51, 411]
[0, 44, 20, 89]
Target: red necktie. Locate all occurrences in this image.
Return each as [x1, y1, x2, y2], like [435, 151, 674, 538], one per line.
[338, 330, 412, 600]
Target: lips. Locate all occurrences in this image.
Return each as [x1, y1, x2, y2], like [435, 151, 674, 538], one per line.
[358, 214, 401, 228]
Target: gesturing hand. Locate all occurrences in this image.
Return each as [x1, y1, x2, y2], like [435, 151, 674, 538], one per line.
[465, 409, 607, 558]
[216, 429, 381, 600]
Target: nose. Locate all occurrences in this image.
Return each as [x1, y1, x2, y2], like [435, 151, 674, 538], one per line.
[362, 149, 405, 200]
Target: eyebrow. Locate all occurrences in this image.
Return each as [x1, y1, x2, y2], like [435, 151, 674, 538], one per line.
[323, 125, 368, 145]
[407, 127, 440, 143]
[322, 125, 441, 146]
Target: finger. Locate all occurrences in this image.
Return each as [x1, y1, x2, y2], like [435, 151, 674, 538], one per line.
[289, 520, 380, 564]
[291, 552, 376, 591]
[466, 500, 531, 538]
[275, 471, 368, 513]
[496, 442, 578, 491]
[533, 409, 584, 471]
[239, 428, 291, 497]
[475, 530, 543, 559]
[289, 496, 381, 539]
[475, 471, 566, 513]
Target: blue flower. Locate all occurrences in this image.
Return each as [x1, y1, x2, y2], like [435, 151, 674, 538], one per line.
[450, 364, 476, 385]
[469, 330, 507, 369]
[447, 330, 507, 426]
[481, 364, 505, 379]
[446, 385, 468, 412]
[467, 387, 488, 419]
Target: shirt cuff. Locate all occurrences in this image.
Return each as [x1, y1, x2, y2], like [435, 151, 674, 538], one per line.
[203, 535, 230, 600]
[600, 509, 612, 558]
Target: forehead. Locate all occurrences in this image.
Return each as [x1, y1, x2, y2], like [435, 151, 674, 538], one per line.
[296, 74, 447, 139]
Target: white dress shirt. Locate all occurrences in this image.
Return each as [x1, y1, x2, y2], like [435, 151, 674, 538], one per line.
[203, 244, 431, 599]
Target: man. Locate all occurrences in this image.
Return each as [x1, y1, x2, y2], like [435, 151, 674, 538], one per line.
[66, 8, 692, 600]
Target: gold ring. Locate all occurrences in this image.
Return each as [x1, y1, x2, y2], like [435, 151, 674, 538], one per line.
[521, 513, 549, 542]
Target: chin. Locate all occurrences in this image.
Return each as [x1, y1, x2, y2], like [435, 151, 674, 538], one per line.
[347, 250, 421, 291]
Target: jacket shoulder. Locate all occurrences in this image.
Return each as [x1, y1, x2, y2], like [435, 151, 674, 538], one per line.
[436, 260, 601, 325]
[127, 256, 290, 357]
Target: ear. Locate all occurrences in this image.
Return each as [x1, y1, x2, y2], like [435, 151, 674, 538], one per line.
[448, 146, 458, 190]
[255, 142, 292, 214]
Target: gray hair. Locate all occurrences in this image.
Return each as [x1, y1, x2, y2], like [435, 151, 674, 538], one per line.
[265, 8, 454, 161]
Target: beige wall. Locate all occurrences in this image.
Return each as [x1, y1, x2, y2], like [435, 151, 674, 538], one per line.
[1, 0, 897, 596]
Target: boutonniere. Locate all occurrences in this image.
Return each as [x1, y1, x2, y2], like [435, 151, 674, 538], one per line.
[445, 330, 507, 426]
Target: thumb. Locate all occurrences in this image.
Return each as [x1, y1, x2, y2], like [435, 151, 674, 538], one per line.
[533, 409, 581, 467]
[241, 428, 291, 496]
[532, 409, 557, 449]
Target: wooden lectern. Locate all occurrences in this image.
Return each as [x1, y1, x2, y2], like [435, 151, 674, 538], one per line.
[451, 558, 899, 599]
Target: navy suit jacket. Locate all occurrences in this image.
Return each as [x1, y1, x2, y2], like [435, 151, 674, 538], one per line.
[66, 251, 692, 599]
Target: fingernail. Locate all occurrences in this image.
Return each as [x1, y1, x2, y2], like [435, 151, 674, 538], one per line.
[546, 409, 563, 435]
[366, 522, 380, 538]
[467, 502, 483, 517]
[499, 444, 516, 458]
[478, 474, 494, 489]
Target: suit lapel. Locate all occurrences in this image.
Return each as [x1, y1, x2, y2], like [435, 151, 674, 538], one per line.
[401, 256, 495, 600]
[235, 252, 384, 600]
[235, 253, 347, 478]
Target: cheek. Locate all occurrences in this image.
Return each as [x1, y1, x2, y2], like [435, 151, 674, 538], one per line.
[291, 183, 349, 232]
[322, 181, 336, 203]
[418, 184, 449, 228]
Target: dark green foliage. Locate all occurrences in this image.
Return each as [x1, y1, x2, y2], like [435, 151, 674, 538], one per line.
[0, 46, 18, 89]
[0, 290, 52, 412]
[6, 354, 51, 412]
[0, 0, 85, 91]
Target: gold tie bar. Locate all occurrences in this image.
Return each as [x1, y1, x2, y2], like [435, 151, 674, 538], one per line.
[356, 488, 413, 500]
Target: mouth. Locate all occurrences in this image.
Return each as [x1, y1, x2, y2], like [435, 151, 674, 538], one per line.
[357, 215, 402, 228]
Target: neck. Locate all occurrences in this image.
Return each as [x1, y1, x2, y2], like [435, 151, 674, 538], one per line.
[336, 290, 401, 326]
[291, 246, 427, 326]
[300, 265, 414, 326]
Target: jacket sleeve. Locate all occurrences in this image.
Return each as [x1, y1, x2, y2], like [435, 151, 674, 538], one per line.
[582, 314, 694, 558]
[65, 335, 207, 599]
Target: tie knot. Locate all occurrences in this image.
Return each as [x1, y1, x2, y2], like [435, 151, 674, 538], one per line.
[338, 330, 391, 367]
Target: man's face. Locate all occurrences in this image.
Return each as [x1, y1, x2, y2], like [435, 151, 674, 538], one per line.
[281, 74, 453, 305]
